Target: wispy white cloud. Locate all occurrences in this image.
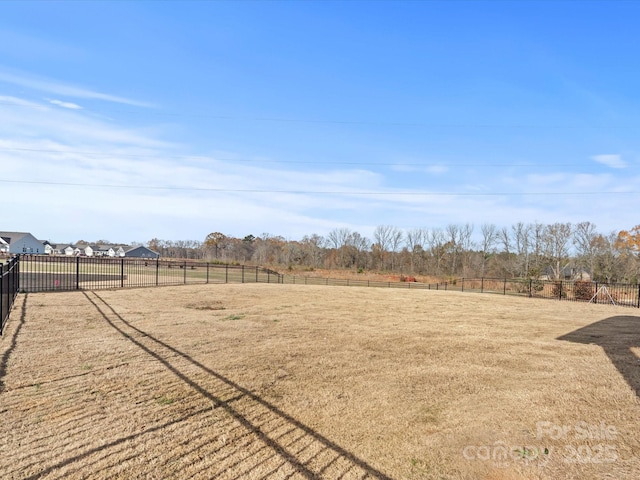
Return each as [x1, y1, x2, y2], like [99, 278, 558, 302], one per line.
[592, 154, 626, 169]
[0, 98, 170, 148]
[1, 82, 638, 243]
[391, 162, 449, 175]
[0, 69, 152, 107]
[48, 98, 83, 110]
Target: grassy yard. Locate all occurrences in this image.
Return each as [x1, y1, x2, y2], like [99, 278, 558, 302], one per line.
[1, 284, 639, 479]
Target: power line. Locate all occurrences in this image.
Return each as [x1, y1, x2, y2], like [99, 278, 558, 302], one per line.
[0, 146, 607, 168]
[0, 179, 636, 196]
[0, 99, 631, 129]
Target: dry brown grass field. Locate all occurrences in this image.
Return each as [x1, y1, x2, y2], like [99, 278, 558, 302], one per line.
[1, 284, 639, 479]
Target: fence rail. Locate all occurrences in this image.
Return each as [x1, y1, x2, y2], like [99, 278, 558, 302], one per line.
[1, 256, 20, 334]
[15, 256, 640, 309]
[452, 277, 640, 308]
[4, 256, 639, 335]
[16, 255, 283, 294]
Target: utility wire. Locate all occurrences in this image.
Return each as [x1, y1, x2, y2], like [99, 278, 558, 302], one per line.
[0, 99, 631, 129]
[0, 146, 609, 168]
[0, 179, 636, 196]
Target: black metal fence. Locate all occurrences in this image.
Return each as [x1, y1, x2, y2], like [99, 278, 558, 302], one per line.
[280, 274, 640, 307]
[445, 277, 640, 308]
[17, 255, 282, 293]
[1, 256, 20, 334]
[6, 256, 640, 335]
[280, 274, 450, 290]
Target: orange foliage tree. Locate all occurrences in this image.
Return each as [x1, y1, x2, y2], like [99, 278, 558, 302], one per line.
[616, 225, 640, 254]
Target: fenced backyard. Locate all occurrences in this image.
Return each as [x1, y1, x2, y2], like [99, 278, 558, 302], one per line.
[2, 284, 639, 478]
[2, 254, 640, 335]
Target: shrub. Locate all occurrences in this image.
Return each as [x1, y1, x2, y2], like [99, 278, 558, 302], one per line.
[551, 281, 567, 298]
[531, 279, 544, 292]
[574, 281, 594, 301]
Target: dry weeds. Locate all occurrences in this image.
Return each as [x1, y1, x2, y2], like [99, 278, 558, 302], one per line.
[1, 284, 639, 479]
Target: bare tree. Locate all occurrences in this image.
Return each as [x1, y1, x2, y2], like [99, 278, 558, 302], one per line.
[458, 223, 474, 276]
[479, 223, 497, 276]
[327, 228, 351, 250]
[512, 222, 532, 277]
[373, 225, 402, 270]
[543, 222, 573, 280]
[497, 227, 515, 277]
[426, 228, 445, 275]
[406, 228, 427, 273]
[442, 224, 458, 275]
[326, 228, 352, 267]
[573, 221, 598, 280]
[592, 232, 623, 282]
[345, 231, 371, 269]
[300, 234, 325, 268]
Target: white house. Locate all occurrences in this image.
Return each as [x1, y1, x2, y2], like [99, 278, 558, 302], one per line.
[0, 236, 9, 253]
[0, 231, 45, 254]
[93, 244, 126, 257]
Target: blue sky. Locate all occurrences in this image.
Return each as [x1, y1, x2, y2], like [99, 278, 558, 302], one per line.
[1, 1, 638, 244]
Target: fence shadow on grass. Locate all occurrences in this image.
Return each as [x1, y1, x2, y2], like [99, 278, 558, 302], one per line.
[558, 316, 640, 399]
[72, 291, 392, 479]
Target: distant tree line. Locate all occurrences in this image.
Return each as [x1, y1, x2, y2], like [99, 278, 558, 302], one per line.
[144, 223, 640, 283]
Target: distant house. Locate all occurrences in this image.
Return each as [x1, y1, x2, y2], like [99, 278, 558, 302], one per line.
[42, 242, 73, 255]
[41, 241, 129, 257]
[0, 236, 10, 253]
[93, 245, 113, 257]
[0, 231, 45, 254]
[541, 265, 592, 282]
[42, 241, 58, 255]
[94, 244, 127, 257]
[124, 245, 160, 259]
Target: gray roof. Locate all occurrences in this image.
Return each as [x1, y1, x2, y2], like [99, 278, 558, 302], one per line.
[124, 245, 159, 255]
[0, 231, 37, 245]
[95, 244, 128, 251]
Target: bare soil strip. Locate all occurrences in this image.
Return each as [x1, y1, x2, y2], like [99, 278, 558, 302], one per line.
[1, 284, 639, 479]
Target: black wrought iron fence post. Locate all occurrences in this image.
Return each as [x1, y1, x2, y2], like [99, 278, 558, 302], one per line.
[529, 279, 532, 298]
[120, 258, 125, 288]
[1, 262, 4, 332]
[225, 264, 228, 283]
[637, 284, 640, 308]
[156, 258, 159, 286]
[503, 278, 507, 295]
[481, 277, 484, 293]
[461, 278, 464, 292]
[206, 263, 209, 284]
[242, 265, 245, 283]
[76, 256, 80, 290]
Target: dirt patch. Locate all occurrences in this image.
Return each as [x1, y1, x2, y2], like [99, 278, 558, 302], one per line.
[1, 284, 639, 479]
